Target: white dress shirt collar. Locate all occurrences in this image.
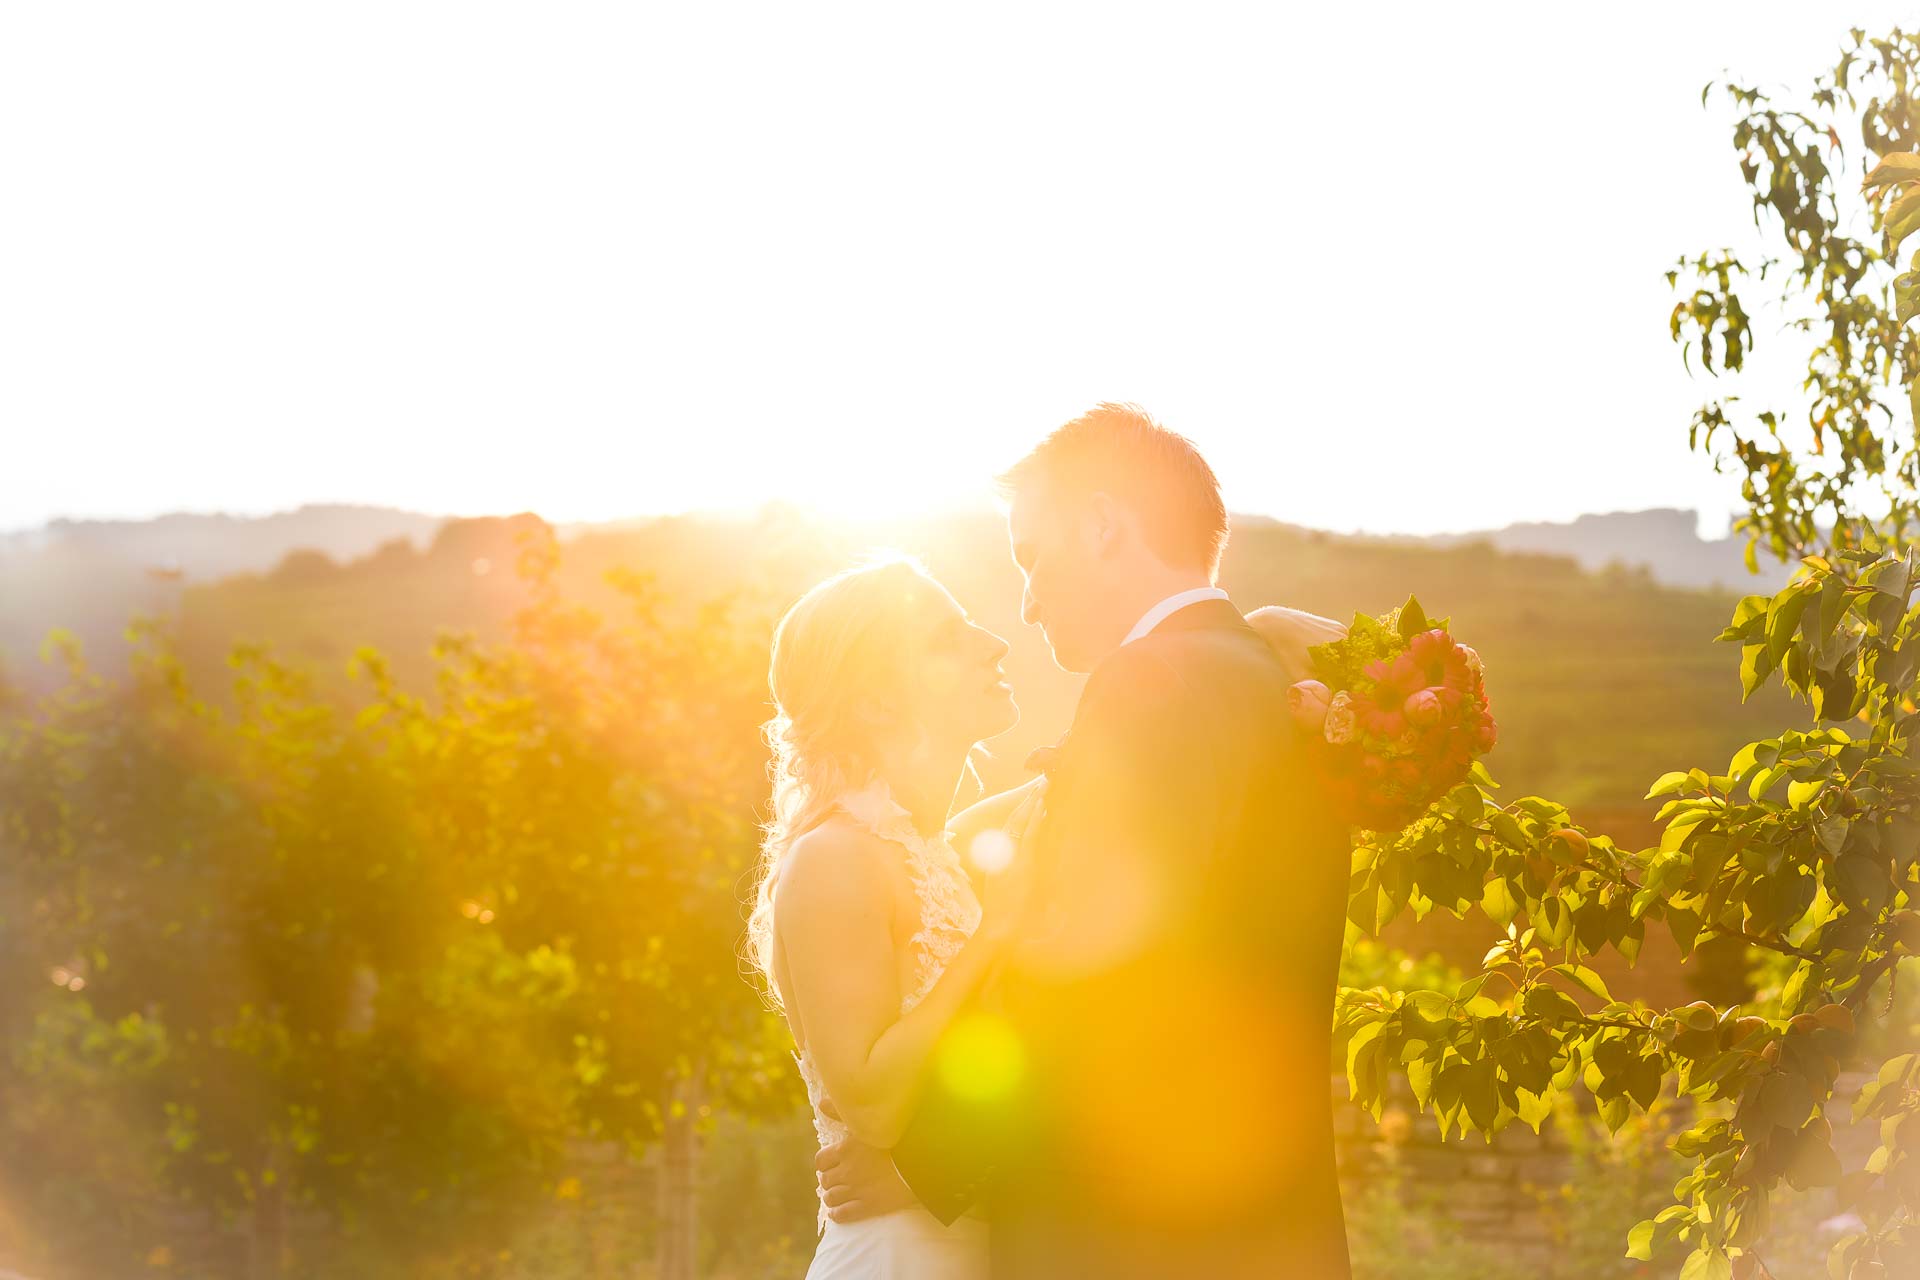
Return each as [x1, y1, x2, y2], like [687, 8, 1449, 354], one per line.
[1121, 586, 1231, 646]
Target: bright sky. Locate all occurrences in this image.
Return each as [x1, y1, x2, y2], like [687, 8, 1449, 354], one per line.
[4, 3, 1912, 537]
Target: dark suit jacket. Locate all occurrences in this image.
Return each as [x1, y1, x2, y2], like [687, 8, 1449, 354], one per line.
[893, 598, 1352, 1279]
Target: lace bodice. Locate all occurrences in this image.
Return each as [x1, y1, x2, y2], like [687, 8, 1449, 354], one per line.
[793, 779, 983, 1229]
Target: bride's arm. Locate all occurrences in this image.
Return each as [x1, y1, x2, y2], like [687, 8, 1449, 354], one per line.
[949, 775, 1045, 853]
[1244, 605, 1347, 682]
[775, 824, 1016, 1149]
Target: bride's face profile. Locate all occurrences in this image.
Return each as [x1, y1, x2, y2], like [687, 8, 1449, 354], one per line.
[892, 577, 1019, 749]
[768, 560, 1019, 776]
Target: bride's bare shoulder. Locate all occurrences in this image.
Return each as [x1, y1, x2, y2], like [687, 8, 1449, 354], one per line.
[774, 818, 899, 918]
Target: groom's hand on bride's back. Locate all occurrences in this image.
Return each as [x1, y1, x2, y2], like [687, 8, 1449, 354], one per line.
[816, 1098, 918, 1223]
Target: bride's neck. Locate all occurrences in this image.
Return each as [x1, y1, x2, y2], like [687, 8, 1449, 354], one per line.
[874, 738, 969, 837]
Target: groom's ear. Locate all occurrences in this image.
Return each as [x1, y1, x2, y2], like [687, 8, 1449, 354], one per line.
[1085, 491, 1128, 559]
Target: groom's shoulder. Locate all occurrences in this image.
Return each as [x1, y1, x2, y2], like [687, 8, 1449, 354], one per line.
[1079, 623, 1281, 726]
[1128, 612, 1289, 685]
[1081, 635, 1188, 708]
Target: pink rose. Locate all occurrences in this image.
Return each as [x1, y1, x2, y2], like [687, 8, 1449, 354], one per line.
[1288, 680, 1332, 731]
[1473, 713, 1498, 753]
[1402, 687, 1444, 726]
[1323, 690, 1359, 745]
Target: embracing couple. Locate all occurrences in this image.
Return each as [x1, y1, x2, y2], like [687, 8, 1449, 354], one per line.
[745, 405, 1354, 1279]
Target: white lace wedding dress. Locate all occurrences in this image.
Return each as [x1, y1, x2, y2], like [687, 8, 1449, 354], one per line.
[797, 780, 991, 1279]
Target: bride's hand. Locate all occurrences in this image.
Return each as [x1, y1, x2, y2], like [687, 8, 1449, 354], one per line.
[1245, 605, 1347, 684]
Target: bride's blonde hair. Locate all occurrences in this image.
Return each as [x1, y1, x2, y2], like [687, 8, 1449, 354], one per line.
[745, 554, 946, 1007]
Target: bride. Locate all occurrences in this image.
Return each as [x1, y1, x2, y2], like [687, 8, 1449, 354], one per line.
[744, 555, 1036, 1279]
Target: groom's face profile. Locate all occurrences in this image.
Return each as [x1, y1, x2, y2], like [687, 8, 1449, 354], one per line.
[1006, 485, 1115, 674]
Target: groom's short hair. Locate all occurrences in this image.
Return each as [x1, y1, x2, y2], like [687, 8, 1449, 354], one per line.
[996, 402, 1229, 577]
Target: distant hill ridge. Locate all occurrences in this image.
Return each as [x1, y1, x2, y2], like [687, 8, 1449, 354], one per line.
[0, 503, 448, 580]
[1415, 508, 1791, 593]
[0, 502, 1785, 591]
[0, 502, 1800, 812]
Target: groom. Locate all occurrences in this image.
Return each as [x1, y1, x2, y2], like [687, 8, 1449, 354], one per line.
[818, 404, 1352, 1279]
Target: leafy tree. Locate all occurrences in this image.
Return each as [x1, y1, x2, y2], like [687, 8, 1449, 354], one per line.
[0, 525, 787, 1277]
[1336, 29, 1920, 1279]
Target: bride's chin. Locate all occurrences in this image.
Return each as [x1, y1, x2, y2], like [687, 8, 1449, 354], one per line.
[989, 698, 1020, 737]
[967, 699, 1019, 744]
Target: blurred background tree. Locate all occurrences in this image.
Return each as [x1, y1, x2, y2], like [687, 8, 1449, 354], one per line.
[1, 524, 789, 1279]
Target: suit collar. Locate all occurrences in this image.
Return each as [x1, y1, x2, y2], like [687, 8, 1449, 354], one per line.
[1147, 595, 1250, 637]
[1122, 586, 1232, 646]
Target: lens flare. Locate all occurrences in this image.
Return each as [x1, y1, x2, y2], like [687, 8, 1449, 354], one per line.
[968, 829, 1015, 874]
[936, 1013, 1025, 1102]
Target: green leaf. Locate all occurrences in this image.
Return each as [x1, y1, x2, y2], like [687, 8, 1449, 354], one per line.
[1647, 770, 1694, 799]
[1516, 1086, 1553, 1132]
[1748, 763, 1788, 801]
[1784, 1123, 1843, 1189]
[1862, 555, 1910, 598]
[1397, 595, 1429, 641]
[1815, 573, 1851, 644]
[1488, 809, 1529, 850]
[1885, 185, 1920, 259]
[1481, 877, 1521, 928]
[1828, 1234, 1866, 1280]
[1833, 852, 1890, 913]
[1780, 958, 1821, 1013]
[1739, 643, 1774, 700]
[1668, 905, 1703, 958]
[1343, 1020, 1384, 1099]
[1787, 778, 1828, 809]
[1406, 1054, 1435, 1107]
[1725, 593, 1771, 635]
[1862, 149, 1920, 190]
[1766, 588, 1813, 666]
[1552, 962, 1613, 1002]
[1461, 1058, 1499, 1133]
[1626, 1218, 1656, 1261]
[1895, 269, 1920, 324]
[1678, 1245, 1732, 1280]
[1626, 1053, 1663, 1110]
[1530, 894, 1573, 948]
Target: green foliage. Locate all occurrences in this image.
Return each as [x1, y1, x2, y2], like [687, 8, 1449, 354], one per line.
[1338, 30, 1920, 1278]
[0, 525, 786, 1273]
[1671, 31, 1920, 566]
[1333, 548, 1916, 1270]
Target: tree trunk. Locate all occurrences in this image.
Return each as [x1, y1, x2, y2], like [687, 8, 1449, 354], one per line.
[248, 1163, 287, 1280]
[655, 1078, 702, 1280]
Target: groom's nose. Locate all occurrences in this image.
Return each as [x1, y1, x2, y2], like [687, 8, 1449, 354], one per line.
[1021, 585, 1040, 627]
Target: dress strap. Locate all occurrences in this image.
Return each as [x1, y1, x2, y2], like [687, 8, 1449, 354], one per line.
[834, 779, 981, 1012]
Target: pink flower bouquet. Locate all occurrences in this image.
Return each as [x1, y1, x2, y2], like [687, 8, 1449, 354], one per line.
[1286, 596, 1497, 830]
